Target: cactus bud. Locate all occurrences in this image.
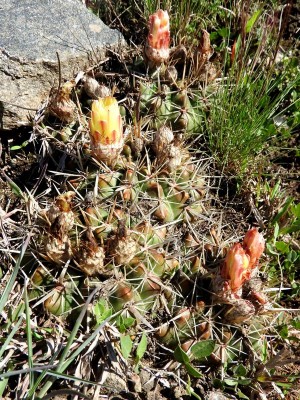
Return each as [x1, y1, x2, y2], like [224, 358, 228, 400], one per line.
[181, 339, 196, 352]
[48, 80, 77, 123]
[45, 234, 72, 265]
[183, 233, 198, 248]
[44, 283, 74, 316]
[109, 283, 135, 311]
[89, 97, 124, 166]
[196, 29, 213, 64]
[224, 299, 255, 324]
[175, 307, 191, 328]
[83, 76, 111, 99]
[75, 230, 105, 276]
[157, 323, 170, 339]
[153, 126, 174, 156]
[196, 321, 211, 340]
[221, 243, 250, 293]
[47, 191, 75, 229]
[167, 145, 184, 171]
[113, 235, 139, 266]
[139, 272, 162, 302]
[144, 10, 170, 67]
[31, 266, 52, 287]
[243, 228, 265, 269]
[98, 172, 120, 199]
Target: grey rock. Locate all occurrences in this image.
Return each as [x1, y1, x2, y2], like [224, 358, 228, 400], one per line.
[139, 369, 155, 393]
[103, 371, 127, 393]
[0, 0, 125, 130]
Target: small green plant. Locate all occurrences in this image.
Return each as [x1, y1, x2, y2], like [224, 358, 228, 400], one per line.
[174, 340, 215, 378]
[223, 364, 252, 398]
[202, 6, 299, 175]
[119, 331, 148, 372]
[267, 198, 300, 298]
[10, 139, 29, 151]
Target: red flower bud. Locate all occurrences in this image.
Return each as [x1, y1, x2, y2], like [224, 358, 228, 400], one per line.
[144, 10, 170, 66]
[243, 228, 265, 269]
[221, 243, 250, 292]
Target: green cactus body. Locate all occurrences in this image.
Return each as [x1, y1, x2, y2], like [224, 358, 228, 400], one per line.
[43, 280, 77, 316]
[28, 46, 274, 384]
[34, 145, 210, 322]
[138, 81, 204, 134]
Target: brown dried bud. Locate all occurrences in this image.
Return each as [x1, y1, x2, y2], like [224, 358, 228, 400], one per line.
[75, 231, 105, 276]
[195, 29, 213, 67]
[113, 234, 139, 266]
[48, 81, 77, 123]
[224, 299, 255, 324]
[153, 126, 174, 156]
[83, 76, 111, 99]
[45, 234, 72, 265]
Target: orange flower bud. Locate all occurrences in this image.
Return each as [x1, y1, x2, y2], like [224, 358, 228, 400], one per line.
[145, 10, 170, 66]
[221, 243, 250, 292]
[148, 10, 170, 50]
[243, 228, 265, 269]
[89, 97, 124, 165]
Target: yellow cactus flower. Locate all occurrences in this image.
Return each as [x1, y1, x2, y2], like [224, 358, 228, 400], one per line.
[89, 96, 124, 165]
[144, 10, 170, 66]
[221, 243, 250, 292]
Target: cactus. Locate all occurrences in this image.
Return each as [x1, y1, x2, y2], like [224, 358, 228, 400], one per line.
[138, 81, 204, 134]
[31, 86, 269, 368]
[25, 10, 279, 396]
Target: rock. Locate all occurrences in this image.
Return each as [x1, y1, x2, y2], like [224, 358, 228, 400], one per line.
[0, 0, 125, 130]
[139, 369, 155, 393]
[104, 371, 127, 393]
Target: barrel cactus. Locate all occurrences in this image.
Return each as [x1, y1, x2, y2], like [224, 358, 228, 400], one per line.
[25, 9, 283, 398]
[30, 85, 270, 373]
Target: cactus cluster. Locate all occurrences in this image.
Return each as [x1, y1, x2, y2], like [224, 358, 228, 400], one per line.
[33, 120, 208, 318]
[28, 9, 274, 387]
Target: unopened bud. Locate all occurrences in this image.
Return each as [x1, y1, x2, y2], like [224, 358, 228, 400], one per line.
[144, 10, 170, 67]
[221, 243, 250, 292]
[243, 228, 265, 269]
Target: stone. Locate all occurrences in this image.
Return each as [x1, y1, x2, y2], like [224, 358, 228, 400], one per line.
[0, 0, 125, 130]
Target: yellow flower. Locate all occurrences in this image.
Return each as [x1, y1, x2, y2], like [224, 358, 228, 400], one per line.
[145, 10, 170, 66]
[221, 243, 250, 292]
[89, 97, 124, 165]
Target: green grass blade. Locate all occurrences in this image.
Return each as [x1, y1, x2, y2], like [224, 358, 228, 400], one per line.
[0, 310, 24, 360]
[0, 234, 31, 315]
[60, 310, 121, 372]
[24, 282, 34, 388]
[26, 344, 66, 398]
[0, 364, 57, 380]
[0, 377, 9, 398]
[37, 286, 103, 398]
